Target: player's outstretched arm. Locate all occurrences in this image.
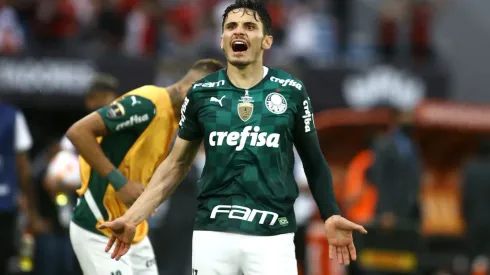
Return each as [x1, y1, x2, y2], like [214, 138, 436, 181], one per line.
[122, 136, 200, 225]
[294, 87, 366, 265]
[98, 136, 201, 260]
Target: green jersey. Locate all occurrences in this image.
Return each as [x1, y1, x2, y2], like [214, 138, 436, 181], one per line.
[178, 67, 316, 236]
[73, 86, 178, 243]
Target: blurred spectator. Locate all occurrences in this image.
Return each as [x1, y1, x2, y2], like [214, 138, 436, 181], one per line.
[330, 0, 351, 56]
[462, 139, 490, 262]
[342, 146, 377, 226]
[33, 0, 78, 44]
[0, 0, 25, 55]
[377, 0, 445, 64]
[124, 0, 160, 56]
[0, 102, 46, 274]
[33, 137, 80, 275]
[284, 1, 335, 66]
[370, 111, 421, 229]
[266, 0, 286, 46]
[95, 1, 126, 54]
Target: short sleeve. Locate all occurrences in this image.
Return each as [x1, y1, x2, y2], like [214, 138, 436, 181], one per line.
[178, 91, 202, 140]
[15, 110, 33, 152]
[97, 95, 155, 133]
[294, 85, 317, 140]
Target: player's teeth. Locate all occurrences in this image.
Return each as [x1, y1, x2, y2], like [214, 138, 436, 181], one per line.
[234, 41, 245, 45]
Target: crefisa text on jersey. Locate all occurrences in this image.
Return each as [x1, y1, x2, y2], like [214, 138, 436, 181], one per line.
[269, 76, 302, 90]
[302, 100, 313, 133]
[209, 126, 280, 151]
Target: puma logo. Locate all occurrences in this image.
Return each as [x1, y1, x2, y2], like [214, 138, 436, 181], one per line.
[131, 96, 141, 106]
[210, 95, 225, 107]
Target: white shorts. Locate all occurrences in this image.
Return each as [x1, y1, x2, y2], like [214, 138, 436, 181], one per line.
[70, 221, 158, 275]
[192, 230, 298, 275]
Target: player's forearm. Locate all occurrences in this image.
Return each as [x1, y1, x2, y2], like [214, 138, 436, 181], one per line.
[124, 157, 191, 226]
[295, 135, 341, 221]
[66, 121, 114, 177]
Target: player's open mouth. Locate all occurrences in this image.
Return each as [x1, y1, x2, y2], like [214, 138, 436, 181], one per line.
[232, 40, 248, 52]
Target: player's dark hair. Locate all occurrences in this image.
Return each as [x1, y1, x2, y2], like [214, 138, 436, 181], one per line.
[86, 74, 119, 96]
[222, 0, 272, 35]
[190, 58, 225, 75]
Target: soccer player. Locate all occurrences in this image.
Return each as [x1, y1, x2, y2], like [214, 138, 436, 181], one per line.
[66, 59, 224, 275]
[100, 1, 367, 274]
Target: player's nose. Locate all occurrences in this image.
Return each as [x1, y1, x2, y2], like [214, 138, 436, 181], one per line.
[232, 25, 246, 35]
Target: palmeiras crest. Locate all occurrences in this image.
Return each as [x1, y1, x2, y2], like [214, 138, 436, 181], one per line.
[238, 89, 254, 122]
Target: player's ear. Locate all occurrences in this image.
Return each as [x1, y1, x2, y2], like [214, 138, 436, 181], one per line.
[262, 35, 273, 50]
[220, 35, 224, 50]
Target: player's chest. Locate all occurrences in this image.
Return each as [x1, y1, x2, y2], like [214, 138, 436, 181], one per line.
[197, 88, 296, 128]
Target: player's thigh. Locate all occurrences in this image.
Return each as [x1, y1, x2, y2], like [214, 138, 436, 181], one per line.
[192, 230, 242, 275]
[70, 222, 133, 275]
[241, 233, 298, 275]
[129, 236, 158, 275]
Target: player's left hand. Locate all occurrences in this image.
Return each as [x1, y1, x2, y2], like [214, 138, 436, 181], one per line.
[324, 215, 367, 265]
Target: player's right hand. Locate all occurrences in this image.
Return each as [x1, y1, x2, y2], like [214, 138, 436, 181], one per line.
[116, 180, 145, 207]
[98, 216, 136, 260]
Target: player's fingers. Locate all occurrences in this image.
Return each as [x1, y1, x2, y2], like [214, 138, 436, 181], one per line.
[116, 243, 130, 261]
[341, 219, 368, 234]
[336, 247, 343, 265]
[105, 235, 116, 253]
[356, 225, 368, 234]
[342, 246, 350, 265]
[329, 245, 335, 260]
[112, 239, 123, 259]
[121, 243, 131, 257]
[348, 242, 357, 261]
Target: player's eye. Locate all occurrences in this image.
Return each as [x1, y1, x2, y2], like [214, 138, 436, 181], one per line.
[245, 24, 255, 30]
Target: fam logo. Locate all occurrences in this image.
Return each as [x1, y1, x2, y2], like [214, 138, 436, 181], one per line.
[343, 65, 426, 110]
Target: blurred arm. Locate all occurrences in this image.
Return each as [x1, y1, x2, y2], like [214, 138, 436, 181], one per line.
[295, 133, 341, 221]
[14, 111, 39, 218]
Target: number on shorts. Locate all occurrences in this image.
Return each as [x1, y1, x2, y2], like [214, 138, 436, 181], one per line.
[192, 268, 198, 275]
[111, 271, 122, 275]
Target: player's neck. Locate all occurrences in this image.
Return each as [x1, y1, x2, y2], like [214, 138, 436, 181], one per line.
[227, 62, 264, 90]
[166, 84, 185, 120]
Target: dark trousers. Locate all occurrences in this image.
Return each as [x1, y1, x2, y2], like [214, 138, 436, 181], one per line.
[34, 232, 82, 275]
[0, 212, 16, 275]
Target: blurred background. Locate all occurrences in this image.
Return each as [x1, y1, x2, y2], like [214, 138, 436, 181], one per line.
[1, 0, 490, 274]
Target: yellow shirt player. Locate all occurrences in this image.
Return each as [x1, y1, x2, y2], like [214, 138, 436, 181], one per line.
[66, 59, 224, 275]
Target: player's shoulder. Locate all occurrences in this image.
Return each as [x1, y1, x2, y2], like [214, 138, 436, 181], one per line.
[123, 85, 167, 101]
[189, 69, 227, 94]
[0, 102, 18, 113]
[267, 67, 305, 92]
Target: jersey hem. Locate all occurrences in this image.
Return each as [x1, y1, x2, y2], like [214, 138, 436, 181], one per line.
[192, 225, 296, 236]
